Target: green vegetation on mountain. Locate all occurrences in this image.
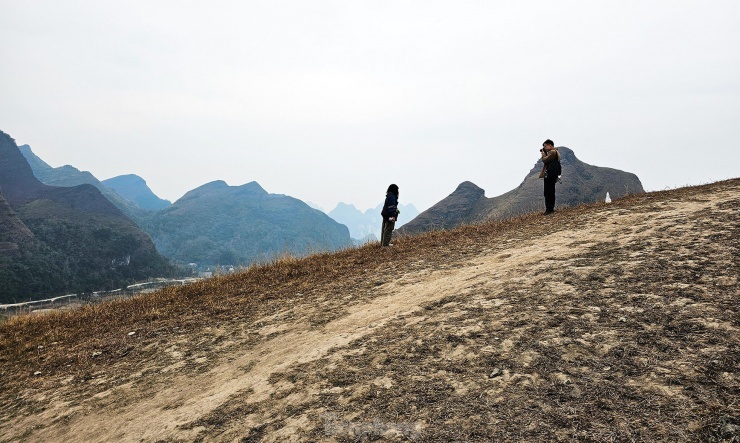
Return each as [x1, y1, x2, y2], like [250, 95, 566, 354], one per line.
[17, 145, 355, 270]
[145, 180, 352, 266]
[0, 192, 65, 300]
[0, 131, 175, 302]
[0, 192, 34, 251]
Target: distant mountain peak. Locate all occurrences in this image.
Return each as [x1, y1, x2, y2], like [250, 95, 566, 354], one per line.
[0, 132, 46, 205]
[181, 180, 268, 203]
[328, 201, 420, 240]
[557, 146, 576, 158]
[18, 145, 150, 221]
[147, 180, 351, 266]
[200, 180, 229, 190]
[18, 144, 52, 172]
[451, 181, 485, 198]
[102, 174, 171, 211]
[109, 174, 146, 184]
[180, 181, 230, 201]
[237, 181, 267, 195]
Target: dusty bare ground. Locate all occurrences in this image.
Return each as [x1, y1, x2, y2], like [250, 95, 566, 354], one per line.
[1, 179, 738, 442]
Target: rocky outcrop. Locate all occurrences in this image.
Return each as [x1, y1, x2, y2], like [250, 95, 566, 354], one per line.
[400, 147, 644, 235]
[398, 182, 485, 235]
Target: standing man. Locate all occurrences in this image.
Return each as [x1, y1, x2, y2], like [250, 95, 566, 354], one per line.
[380, 184, 400, 246]
[539, 139, 561, 215]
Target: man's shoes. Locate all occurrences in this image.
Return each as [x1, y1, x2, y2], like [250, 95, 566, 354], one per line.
[543, 210, 554, 215]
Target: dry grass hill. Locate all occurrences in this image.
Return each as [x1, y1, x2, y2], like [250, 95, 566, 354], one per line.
[1, 179, 738, 442]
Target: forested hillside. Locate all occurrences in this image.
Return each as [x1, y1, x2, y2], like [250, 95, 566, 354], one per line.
[0, 131, 174, 302]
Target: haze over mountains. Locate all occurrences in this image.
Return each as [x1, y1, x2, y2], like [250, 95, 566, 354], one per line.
[18, 144, 149, 224]
[328, 202, 419, 241]
[3, 132, 356, 301]
[18, 142, 352, 267]
[400, 147, 644, 235]
[102, 174, 172, 211]
[4, 132, 646, 303]
[143, 180, 351, 266]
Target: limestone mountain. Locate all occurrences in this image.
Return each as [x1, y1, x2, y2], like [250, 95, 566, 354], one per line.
[328, 202, 419, 240]
[328, 203, 378, 240]
[18, 144, 148, 223]
[102, 174, 171, 211]
[144, 180, 352, 266]
[400, 147, 644, 235]
[15, 143, 354, 268]
[398, 181, 484, 235]
[0, 131, 174, 302]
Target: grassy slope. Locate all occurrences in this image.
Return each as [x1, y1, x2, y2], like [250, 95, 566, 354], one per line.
[0, 179, 738, 442]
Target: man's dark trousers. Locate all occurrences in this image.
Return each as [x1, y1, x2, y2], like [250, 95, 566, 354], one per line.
[544, 176, 556, 213]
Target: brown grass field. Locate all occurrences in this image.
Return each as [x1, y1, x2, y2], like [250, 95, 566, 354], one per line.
[1, 179, 738, 442]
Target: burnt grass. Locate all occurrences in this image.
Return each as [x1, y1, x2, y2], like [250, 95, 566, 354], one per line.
[1, 179, 739, 442]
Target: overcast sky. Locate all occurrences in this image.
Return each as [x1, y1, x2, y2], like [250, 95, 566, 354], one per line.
[1, 1, 738, 212]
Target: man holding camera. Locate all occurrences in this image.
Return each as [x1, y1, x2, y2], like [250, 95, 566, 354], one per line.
[539, 139, 561, 215]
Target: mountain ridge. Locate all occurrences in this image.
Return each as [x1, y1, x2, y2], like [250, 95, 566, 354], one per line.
[18, 144, 148, 223]
[102, 174, 171, 211]
[145, 180, 352, 266]
[0, 131, 174, 302]
[18, 146, 351, 269]
[400, 147, 644, 235]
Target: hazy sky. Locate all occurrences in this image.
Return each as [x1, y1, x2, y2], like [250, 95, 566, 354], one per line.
[1, 1, 738, 212]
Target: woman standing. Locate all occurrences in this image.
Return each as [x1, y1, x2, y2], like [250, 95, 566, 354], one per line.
[380, 184, 400, 247]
